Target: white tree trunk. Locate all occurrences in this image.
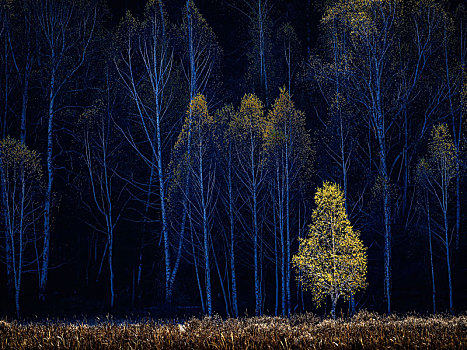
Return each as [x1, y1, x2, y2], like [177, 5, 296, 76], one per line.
[40, 67, 56, 301]
[228, 148, 238, 317]
[427, 200, 436, 314]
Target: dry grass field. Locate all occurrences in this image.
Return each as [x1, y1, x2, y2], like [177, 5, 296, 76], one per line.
[1, 311, 466, 349]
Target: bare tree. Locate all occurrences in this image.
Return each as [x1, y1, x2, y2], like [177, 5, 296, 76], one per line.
[231, 0, 274, 105]
[79, 68, 127, 308]
[31, 0, 97, 301]
[114, 1, 177, 303]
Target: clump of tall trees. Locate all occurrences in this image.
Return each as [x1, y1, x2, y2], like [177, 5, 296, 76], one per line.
[0, 0, 465, 317]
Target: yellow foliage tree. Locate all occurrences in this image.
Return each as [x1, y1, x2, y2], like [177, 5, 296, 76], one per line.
[292, 181, 367, 318]
[0, 137, 43, 316]
[264, 87, 312, 316]
[171, 93, 218, 316]
[230, 93, 267, 316]
[416, 124, 456, 313]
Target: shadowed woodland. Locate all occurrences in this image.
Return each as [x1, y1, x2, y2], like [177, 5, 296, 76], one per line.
[0, 0, 466, 319]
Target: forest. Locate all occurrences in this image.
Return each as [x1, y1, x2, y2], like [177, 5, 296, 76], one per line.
[0, 0, 466, 320]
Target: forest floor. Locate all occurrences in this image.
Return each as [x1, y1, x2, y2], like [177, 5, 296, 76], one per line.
[0, 311, 466, 349]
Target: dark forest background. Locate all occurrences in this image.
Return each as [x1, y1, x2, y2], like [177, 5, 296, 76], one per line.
[0, 0, 466, 318]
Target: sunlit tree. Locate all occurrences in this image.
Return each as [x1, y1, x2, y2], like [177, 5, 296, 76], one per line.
[293, 181, 367, 319]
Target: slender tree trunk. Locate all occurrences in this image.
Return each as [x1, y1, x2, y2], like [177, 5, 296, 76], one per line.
[213, 242, 229, 316]
[15, 280, 20, 317]
[20, 23, 31, 145]
[375, 80, 392, 314]
[277, 161, 286, 317]
[456, 23, 465, 250]
[0, 154, 13, 298]
[187, 0, 197, 97]
[109, 227, 115, 308]
[162, 132, 171, 302]
[15, 215, 23, 318]
[131, 268, 135, 307]
[458, 20, 465, 250]
[191, 213, 205, 314]
[253, 185, 260, 315]
[444, 26, 461, 252]
[427, 200, 436, 314]
[20, 61, 30, 145]
[138, 157, 155, 298]
[252, 143, 261, 316]
[15, 170, 26, 317]
[402, 105, 408, 215]
[273, 186, 278, 316]
[331, 297, 336, 320]
[136, 236, 143, 293]
[258, 0, 268, 105]
[376, 122, 391, 314]
[287, 41, 291, 95]
[168, 208, 185, 302]
[382, 165, 391, 314]
[40, 66, 56, 302]
[444, 209, 453, 314]
[455, 162, 460, 250]
[228, 148, 238, 317]
[285, 141, 291, 317]
[156, 90, 170, 306]
[149, 20, 172, 303]
[306, 0, 311, 56]
[164, 0, 194, 303]
[200, 152, 212, 316]
[103, 117, 115, 309]
[2, 39, 9, 139]
[167, 0, 197, 304]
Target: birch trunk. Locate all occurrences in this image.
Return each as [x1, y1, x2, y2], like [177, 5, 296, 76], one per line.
[427, 200, 436, 314]
[40, 65, 56, 302]
[228, 146, 238, 317]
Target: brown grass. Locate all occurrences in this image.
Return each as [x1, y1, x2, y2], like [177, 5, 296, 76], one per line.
[1, 311, 466, 349]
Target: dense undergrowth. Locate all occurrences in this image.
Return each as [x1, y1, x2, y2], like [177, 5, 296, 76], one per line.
[0, 311, 466, 349]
